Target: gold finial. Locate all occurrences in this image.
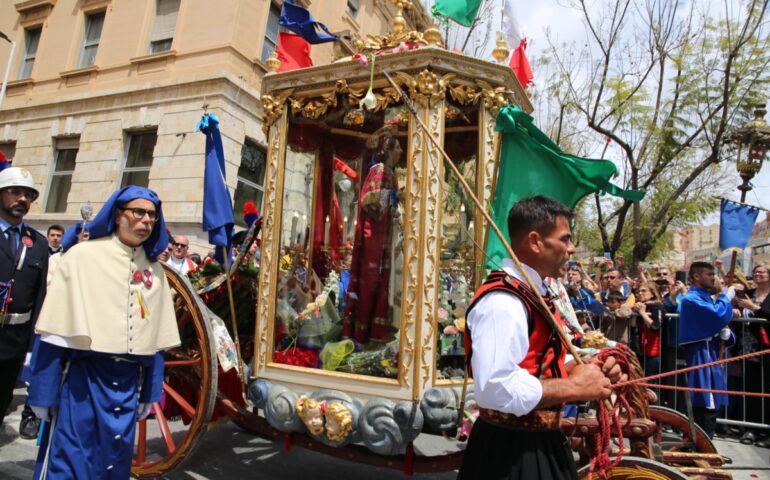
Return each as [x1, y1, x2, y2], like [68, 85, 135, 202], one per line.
[389, 0, 413, 34]
[423, 24, 443, 47]
[491, 32, 510, 64]
[265, 51, 281, 72]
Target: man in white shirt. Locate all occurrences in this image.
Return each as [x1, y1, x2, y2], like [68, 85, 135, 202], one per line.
[458, 196, 622, 480]
[167, 235, 196, 275]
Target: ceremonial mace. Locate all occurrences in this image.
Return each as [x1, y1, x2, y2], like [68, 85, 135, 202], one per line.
[79, 200, 93, 242]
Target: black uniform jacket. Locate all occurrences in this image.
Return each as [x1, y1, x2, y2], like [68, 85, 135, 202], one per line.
[0, 224, 48, 360]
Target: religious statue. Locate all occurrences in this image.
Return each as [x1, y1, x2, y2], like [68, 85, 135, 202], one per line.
[342, 126, 402, 346]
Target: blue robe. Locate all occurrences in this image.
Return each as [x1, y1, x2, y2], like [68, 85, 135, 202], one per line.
[28, 339, 163, 480]
[677, 286, 734, 409]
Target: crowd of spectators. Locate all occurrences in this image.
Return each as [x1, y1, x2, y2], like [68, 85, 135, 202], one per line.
[561, 257, 770, 446]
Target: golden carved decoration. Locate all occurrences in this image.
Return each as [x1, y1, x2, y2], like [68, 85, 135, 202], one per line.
[261, 89, 294, 135]
[419, 102, 443, 393]
[265, 51, 281, 72]
[491, 32, 510, 64]
[256, 113, 285, 371]
[389, 0, 412, 34]
[272, 73, 514, 127]
[423, 25, 443, 47]
[400, 119, 422, 390]
[476, 79, 511, 115]
[393, 70, 455, 108]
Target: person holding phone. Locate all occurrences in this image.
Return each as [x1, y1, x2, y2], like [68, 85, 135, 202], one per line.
[732, 264, 770, 447]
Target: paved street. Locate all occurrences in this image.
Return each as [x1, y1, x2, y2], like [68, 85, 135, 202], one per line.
[1, 387, 769, 479]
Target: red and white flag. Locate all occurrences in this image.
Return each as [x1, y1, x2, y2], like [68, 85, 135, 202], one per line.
[502, 1, 533, 88]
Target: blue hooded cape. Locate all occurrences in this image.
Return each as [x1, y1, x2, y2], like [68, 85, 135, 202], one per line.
[61, 185, 169, 261]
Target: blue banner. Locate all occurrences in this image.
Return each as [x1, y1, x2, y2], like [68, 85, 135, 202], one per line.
[197, 113, 234, 265]
[719, 199, 759, 251]
[279, 1, 338, 44]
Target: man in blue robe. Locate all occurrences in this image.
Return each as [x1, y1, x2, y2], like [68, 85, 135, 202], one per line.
[27, 186, 181, 479]
[677, 261, 735, 438]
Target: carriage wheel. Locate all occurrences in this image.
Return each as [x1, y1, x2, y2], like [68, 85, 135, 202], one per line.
[578, 456, 689, 480]
[131, 265, 218, 478]
[648, 405, 718, 454]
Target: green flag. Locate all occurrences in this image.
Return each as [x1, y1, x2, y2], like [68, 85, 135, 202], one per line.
[432, 0, 483, 27]
[485, 105, 645, 268]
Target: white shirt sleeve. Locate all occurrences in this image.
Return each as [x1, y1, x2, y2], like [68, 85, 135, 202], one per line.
[468, 291, 544, 416]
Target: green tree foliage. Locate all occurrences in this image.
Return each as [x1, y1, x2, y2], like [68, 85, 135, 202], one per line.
[535, 0, 770, 268]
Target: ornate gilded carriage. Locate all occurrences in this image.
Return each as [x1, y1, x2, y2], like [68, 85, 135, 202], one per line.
[130, 9, 732, 479]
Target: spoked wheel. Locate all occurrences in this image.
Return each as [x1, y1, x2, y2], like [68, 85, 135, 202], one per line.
[648, 405, 718, 454]
[131, 265, 218, 478]
[578, 457, 689, 479]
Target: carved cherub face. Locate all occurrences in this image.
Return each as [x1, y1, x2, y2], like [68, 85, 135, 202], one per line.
[295, 397, 325, 436]
[324, 402, 353, 442]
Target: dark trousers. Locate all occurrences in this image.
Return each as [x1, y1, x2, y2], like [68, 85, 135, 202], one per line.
[0, 356, 24, 425]
[693, 406, 717, 439]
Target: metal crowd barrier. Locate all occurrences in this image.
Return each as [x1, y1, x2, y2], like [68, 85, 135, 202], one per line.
[574, 309, 770, 432]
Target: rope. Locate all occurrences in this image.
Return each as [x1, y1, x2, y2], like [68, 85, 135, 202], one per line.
[633, 383, 770, 398]
[613, 347, 770, 389]
[588, 345, 634, 480]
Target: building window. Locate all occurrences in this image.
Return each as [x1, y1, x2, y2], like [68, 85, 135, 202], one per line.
[233, 140, 267, 227]
[347, 0, 360, 17]
[0, 142, 16, 162]
[45, 137, 79, 213]
[78, 11, 105, 68]
[261, 3, 281, 62]
[148, 0, 180, 54]
[18, 27, 42, 79]
[121, 131, 157, 188]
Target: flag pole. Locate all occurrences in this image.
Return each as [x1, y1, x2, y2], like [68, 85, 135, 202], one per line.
[222, 245, 246, 388]
[383, 71, 588, 368]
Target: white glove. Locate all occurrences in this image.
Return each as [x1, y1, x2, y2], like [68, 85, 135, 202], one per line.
[24, 352, 32, 368]
[719, 327, 732, 341]
[137, 402, 153, 421]
[723, 286, 736, 301]
[30, 405, 51, 423]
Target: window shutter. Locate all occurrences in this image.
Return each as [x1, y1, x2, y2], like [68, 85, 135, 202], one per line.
[150, 0, 180, 43]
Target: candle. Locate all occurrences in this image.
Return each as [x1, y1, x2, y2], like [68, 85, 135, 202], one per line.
[468, 221, 474, 241]
[459, 203, 467, 242]
[290, 212, 299, 246]
[343, 216, 348, 241]
[324, 215, 330, 245]
[301, 215, 307, 246]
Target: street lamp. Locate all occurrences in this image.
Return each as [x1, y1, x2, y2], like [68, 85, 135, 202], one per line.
[725, 102, 770, 282]
[0, 31, 16, 112]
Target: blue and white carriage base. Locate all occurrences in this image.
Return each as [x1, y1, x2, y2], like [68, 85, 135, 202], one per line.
[131, 6, 730, 479]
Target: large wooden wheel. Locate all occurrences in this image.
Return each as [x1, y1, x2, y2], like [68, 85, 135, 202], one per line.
[648, 405, 718, 455]
[578, 457, 689, 480]
[131, 265, 218, 478]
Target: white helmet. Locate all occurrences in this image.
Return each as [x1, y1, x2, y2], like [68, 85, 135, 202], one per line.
[0, 167, 38, 194]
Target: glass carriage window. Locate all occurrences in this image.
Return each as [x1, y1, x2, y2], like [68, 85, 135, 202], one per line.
[436, 101, 479, 381]
[272, 103, 408, 379]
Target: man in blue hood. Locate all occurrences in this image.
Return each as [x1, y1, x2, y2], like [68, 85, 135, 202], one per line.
[28, 186, 181, 479]
[677, 261, 735, 438]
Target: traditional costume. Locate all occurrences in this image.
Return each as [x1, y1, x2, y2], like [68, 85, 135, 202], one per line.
[28, 186, 181, 479]
[677, 286, 734, 438]
[457, 259, 576, 480]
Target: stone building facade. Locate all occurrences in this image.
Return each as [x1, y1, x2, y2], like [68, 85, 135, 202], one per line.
[0, 0, 429, 252]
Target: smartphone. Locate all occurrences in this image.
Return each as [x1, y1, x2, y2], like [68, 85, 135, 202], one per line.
[736, 290, 750, 299]
[675, 271, 687, 284]
[603, 252, 611, 260]
[568, 260, 577, 268]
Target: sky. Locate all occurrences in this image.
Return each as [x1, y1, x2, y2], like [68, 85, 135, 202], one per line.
[476, 0, 770, 223]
